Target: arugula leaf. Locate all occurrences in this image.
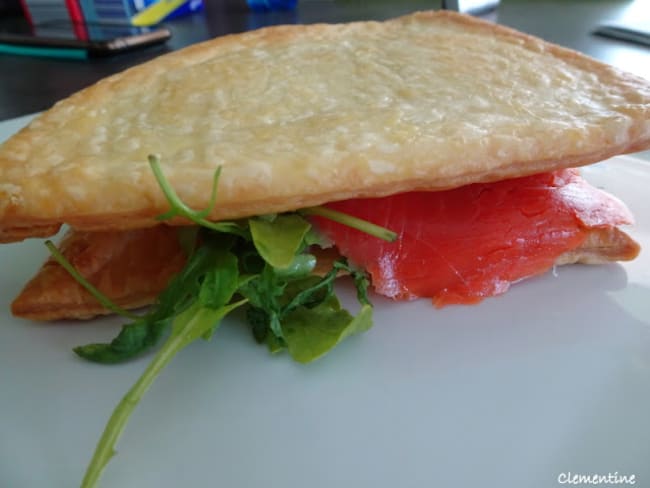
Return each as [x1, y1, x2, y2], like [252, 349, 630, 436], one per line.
[65, 157, 398, 488]
[198, 251, 239, 340]
[74, 318, 169, 364]
[282, 298, 373, 363]
[301, 206, 397, 242]
[273, 253, 316, 279]
[249, 214, 311, 269]
[248, 269, 373, 362]
[75, 237, 236, 363]
[239, 263, 288, 340]
[246, 306, 270, 344]
[198, 252, 239, 309]
[240, 259, 336, 343]
[148, 242, 230, 320]
[80, 298, 246, 488]
[242, 261, 370, 357]
[281, 271, 337, 315]
[149, 155, 245, 237]
[333, 260, 372, 306]
[265, 329, 285, 354]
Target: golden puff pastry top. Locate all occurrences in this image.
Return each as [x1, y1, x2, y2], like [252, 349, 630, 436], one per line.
[1, 11, 650, 240]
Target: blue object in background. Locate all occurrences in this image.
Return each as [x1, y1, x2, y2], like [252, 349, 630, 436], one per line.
[247, 0, 297, 12]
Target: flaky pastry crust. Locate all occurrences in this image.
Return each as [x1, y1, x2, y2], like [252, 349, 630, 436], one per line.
[11, 224, 640, 321]
[1, 11, 649, 241]
[11, 226, 187, 320]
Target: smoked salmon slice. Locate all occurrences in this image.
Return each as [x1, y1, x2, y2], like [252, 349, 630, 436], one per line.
[10, 171, 640, 321]
[314, 169, 639, 306]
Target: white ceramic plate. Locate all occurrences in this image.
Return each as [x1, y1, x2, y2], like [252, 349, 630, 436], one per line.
[1, 116, 649, 488]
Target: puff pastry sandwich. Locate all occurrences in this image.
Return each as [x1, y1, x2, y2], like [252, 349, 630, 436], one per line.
[5, 12, 650, 486]
[1, 11, 648, 321]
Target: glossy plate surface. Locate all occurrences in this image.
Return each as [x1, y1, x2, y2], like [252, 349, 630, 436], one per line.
[1, 116, 649, 487]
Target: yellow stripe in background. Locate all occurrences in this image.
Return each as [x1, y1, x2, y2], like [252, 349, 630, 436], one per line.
[131, 0, 187, 26]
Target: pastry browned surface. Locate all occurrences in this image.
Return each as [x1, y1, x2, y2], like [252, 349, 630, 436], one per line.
[11, 226, 187, 320]
[1, 11, 649, 242]
[11, 224, 640, 321]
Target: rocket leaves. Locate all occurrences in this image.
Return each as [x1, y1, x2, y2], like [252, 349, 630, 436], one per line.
[68, 159, 390, 365]
[69, 213, 375, 366]
[48, 157, 397, 488]
[80, 297, 247, 488]
[71, 217, 376, 488]
[282, 300, 373, 364]
[249, 214, 311, 268]
[246, 273, 373, 363]
[74, 243, 238, 363]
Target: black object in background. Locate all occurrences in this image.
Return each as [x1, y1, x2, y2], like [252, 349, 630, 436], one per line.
[594, 20, 650, 48]
[0, 0, 22, 15]
[0, 20, 171, 57]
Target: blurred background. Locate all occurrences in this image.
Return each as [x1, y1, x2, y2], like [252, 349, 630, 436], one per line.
[0, 0, 648, 121]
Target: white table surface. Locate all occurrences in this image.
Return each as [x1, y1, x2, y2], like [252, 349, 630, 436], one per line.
[1, 115, 649, 488]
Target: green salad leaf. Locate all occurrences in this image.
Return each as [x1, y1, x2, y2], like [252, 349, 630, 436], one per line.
[81, 298, 246, 488]
[73, 243, 236, 363]
[46, 155, 397, 488]
[148, 155, 245, 237]
[249, 273, 374, 363]
[249, 214, 311, 268]
[283, 300, 373, 363]
[301, 205, 397, 242]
